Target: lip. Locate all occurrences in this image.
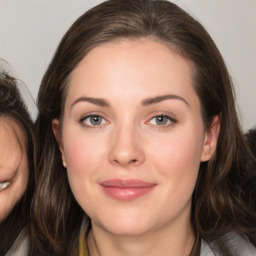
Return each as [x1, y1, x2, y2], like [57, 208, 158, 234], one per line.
[100, 179, 156, 201]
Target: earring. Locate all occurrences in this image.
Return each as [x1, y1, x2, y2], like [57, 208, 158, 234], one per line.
[61, 153, 67, 168]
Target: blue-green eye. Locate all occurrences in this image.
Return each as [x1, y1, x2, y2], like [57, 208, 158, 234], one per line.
[80, 115, 107, 126]
[149, 115, 176, 126]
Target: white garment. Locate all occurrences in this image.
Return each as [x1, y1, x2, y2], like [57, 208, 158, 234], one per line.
[5, 229, 28, 256]
[201, 232, 256, 256]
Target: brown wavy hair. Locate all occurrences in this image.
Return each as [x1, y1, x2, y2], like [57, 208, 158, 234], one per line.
[0, 71, 35, 254]
[32, 0, 256, 255]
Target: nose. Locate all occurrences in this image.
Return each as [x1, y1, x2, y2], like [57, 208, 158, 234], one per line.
[108, 124, 145, 167]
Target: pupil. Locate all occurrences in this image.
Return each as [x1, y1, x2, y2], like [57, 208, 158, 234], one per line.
[156, 116, 167, 125]
[90, 116, 102, 125]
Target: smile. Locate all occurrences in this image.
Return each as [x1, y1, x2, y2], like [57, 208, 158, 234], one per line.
[100, 179, 156, 201]
[0, 181, 10, 191]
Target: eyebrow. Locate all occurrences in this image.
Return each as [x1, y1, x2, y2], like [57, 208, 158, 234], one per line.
[71, 94, 189, 108]
[71, 97, 110, 108]
[142, 94, 190, 107]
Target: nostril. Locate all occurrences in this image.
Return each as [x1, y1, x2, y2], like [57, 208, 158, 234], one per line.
[112, 158, 138, 165]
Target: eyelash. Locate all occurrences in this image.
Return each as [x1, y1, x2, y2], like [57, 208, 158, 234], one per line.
[79, 114, 109, 128]
[147, 114, 177, 127]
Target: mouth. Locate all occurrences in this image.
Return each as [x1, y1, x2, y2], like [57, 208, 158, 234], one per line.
[100, 179, 156, 201]
[0, 181, 11, 191]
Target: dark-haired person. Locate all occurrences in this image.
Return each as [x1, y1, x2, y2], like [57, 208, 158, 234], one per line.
[32, 0, 256, 255]
[0, 72, 35, 255]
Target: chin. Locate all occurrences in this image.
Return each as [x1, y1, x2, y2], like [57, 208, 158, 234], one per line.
[105, 222, 152, 237]
[96, 210, 155, 236]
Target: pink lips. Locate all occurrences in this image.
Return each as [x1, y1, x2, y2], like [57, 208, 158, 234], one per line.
[100, 179, 156, 201]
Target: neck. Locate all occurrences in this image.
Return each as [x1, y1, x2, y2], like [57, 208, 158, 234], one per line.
[87, 218, 194, 256]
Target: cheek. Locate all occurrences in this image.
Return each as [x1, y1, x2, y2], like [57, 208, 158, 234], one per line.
[63, 132, 108, 215]
[64, 132, 106, 175]
[151, 129, 203, 166]
[62, 128, 108, 201]
[0, 191, 18, 222]
[145, 130, 203, 218]
[149, 127, 204, 190]
[0, 161, 29, 222]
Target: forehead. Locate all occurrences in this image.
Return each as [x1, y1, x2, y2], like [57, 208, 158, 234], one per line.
[66, 39, 197, 105]
[71, 38, 191, 79]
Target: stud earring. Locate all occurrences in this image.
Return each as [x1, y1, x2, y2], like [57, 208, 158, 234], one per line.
[60, 148, 67, 168]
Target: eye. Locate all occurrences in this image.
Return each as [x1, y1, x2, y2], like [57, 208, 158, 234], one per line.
[148, 115, 176, 126]
[80, 114, 108, 127]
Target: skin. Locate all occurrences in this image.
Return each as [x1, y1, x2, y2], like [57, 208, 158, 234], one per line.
[53, 39, 220, 256]
[0, 117, 29, 223]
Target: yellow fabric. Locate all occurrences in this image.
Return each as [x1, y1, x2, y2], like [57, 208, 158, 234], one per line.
[79, 219, 90, 256]
[79, 230, 88, 256]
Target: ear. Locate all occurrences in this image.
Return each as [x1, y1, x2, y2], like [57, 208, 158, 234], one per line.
[52, 119, 66, 167]
[200, 115, 220, 162]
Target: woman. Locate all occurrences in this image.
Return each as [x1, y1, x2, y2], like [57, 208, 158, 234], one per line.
[0, 71, 35, 255]
[32, 0, 256, 255]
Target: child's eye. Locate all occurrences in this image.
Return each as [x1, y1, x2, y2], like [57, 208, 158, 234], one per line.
[148, 115, 176, 126]
[80, 115, 108, 127]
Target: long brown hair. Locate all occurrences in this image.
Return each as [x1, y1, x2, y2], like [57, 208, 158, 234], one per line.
[245, 128, 256, 214]
[0, 72, 35, 254]
[32, 0, 256, 255]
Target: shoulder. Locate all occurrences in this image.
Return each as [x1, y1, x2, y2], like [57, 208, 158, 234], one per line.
[201, 232, 256, 256]
[5, 228, 29, 256]
[223, 232, 256, 256]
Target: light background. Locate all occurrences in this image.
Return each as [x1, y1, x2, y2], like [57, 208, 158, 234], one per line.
[0, 0, 255, 131]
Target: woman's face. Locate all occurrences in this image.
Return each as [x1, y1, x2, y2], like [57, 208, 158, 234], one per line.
[0, 117, 29, 222]
[53, 39, 219, 236]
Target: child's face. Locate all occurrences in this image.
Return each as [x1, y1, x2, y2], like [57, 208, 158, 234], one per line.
[0, 117, 29, 222]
